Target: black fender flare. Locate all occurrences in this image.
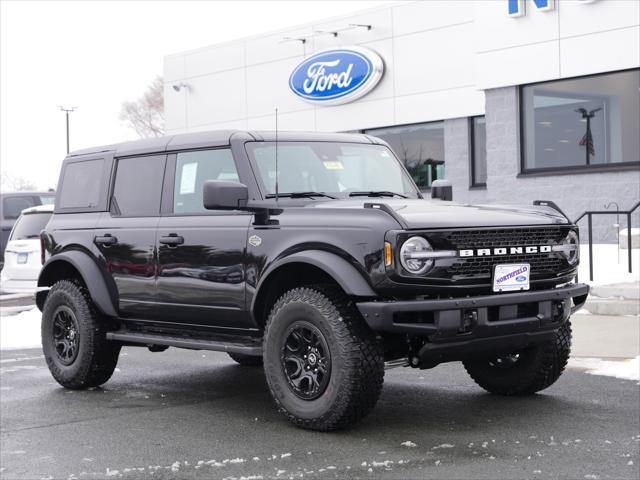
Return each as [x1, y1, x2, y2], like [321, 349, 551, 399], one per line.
[251, 249, 377, 314]
[37, 250, 118, 317]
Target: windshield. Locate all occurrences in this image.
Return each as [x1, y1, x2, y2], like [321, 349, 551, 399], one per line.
[9, 212, 52, 240]
[245, 142, 419, 198]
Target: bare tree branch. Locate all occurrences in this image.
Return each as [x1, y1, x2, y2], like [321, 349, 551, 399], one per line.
[1, 171, 37, 192]
[119, 76, 165, 138]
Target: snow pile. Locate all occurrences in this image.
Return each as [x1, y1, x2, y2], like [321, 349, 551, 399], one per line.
[568, 356, 640, 381]
[578, 244, 639, 286]
[0, 307, 41, 350]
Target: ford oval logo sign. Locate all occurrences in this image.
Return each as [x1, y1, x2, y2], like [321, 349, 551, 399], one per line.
[289, 47, 384, 106]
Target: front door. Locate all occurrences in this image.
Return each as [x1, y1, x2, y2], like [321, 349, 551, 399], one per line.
[155, 148, 253, 330]
[94, 154, 166, 319]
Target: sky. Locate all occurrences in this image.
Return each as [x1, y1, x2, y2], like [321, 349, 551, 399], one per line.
[0, 0, 386, 191]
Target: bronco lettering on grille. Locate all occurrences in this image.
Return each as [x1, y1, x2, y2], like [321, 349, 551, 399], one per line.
[459, 246, 552, 257]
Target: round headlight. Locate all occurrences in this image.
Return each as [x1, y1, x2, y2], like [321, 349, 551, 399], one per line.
[562, 230, 580, 266]
[400, 236, 434, 275]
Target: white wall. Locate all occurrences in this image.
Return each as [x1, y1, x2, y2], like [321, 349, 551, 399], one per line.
[164, 0, 639, 134]
[475, 0, 640, 88]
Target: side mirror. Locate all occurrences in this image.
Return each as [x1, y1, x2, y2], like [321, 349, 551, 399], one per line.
[203, 180, 249, 210]
[431, 179, 453, 201]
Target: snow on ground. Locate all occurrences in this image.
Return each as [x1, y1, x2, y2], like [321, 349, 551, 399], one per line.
[568, 356, 640, 381]
[0, 307, 41, 350]
[578, 244, 639, 286]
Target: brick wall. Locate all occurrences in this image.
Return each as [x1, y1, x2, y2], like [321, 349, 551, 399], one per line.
[444, 87, 639, 244]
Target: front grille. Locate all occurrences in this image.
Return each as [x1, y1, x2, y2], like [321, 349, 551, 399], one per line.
[439, 227, 571, 280]
[443, 227, 565, 249]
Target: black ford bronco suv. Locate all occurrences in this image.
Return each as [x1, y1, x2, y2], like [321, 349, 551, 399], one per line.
[37, 130, 589, 431]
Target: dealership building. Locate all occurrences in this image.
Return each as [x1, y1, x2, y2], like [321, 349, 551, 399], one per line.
[164, 0, 639, 242]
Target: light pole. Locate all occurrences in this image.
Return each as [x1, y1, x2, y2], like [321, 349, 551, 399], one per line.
[58, 106, 77, 154]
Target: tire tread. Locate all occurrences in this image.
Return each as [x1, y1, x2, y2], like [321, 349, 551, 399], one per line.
[42, 280, 120, 389]
[463, 322, 572, 396]
[264, 285, 384, 431]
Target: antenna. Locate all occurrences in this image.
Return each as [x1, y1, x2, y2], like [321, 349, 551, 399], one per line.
[275, 107, 279, 202]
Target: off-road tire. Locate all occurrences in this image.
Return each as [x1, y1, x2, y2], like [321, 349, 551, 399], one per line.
[463, 321, 572, 396]
[228, 352, 263, 366]
[263, 286, 384, 431]
[42, 280, 120, 389]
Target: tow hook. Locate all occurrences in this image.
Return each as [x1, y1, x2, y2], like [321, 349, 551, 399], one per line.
[459, 309, 477, 334]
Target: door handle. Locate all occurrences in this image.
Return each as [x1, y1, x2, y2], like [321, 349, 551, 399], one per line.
[94, 234, 118, 246]
[159, 234, 184, 247]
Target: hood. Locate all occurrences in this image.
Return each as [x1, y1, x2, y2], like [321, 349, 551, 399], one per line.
[305, 199, 569, 229]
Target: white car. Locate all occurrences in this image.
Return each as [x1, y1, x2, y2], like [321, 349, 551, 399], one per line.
[0, 204, 53, 294]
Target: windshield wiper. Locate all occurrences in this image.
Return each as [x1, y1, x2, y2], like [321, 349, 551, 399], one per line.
[349, 191, 408, 198]
[265, 191, 337, 199]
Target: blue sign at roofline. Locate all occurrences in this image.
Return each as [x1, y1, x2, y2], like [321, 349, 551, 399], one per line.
[509, 0, 597, 17]
[289, 47, 384, 106]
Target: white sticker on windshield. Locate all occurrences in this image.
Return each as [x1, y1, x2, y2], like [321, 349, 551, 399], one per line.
[323, 161, 344, 170]
[179, 162, 198, 194]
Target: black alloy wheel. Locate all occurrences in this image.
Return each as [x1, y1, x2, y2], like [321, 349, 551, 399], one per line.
[281, 321, 331, 400]
[42, 280, 121, 389]
[52, 305, 80, 365]
[263, 286, 385, 431]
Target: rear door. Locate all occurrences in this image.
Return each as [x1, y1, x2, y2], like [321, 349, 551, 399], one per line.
[155, 148, 253, 330]
[94, 154, 166, 319]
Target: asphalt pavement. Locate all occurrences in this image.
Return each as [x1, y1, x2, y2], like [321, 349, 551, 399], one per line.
[1, 345, 638, 480]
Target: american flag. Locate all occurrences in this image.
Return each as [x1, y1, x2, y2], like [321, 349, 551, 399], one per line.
[579, 129, 595, 157]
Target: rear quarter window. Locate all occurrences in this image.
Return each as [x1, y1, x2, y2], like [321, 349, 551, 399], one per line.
[57, 159, 105, 210]
[2, 196, 37, 220]
[9, 212, 53, 240]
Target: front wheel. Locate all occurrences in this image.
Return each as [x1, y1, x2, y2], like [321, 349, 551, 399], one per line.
[263, 286, 384, 431]
[463, 322, 572, 396]
[42, 280, 120, 389]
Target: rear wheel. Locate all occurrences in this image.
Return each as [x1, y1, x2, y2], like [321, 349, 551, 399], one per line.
[463, 322, 572, 396]
[42, 280, 120, 389]
[263, 286, 384, 431]
[228, 352, 263, 366]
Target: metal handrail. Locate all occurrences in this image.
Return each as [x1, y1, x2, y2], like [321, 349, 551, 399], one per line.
[574, 201, 639, 281]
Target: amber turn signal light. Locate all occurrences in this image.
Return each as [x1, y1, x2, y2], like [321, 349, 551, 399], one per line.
[384, 241, 392, 267]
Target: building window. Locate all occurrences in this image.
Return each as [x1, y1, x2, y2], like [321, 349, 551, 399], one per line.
[521, 69, 640, 172]
[470, 116, 487, 186]
[365, 121, 445, 189]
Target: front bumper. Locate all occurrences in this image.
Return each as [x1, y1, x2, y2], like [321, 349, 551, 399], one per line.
[356, 283, 589, 368]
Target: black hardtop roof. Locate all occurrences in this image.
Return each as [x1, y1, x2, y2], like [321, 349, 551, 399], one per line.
[67, 130, 381, 159]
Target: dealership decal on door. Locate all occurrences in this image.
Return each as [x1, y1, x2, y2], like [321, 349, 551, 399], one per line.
[289, 47, 384, 106]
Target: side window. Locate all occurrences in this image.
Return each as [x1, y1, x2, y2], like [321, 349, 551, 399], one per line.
[2, 196, 37, 219]
[58, 159, 104, 209]
[173, 149, 238, 214]
[111, 155, 166, 217]
[38, 195, 56, 205]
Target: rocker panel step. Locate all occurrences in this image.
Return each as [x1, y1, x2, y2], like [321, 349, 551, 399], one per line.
[106, 331, 263, 356]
